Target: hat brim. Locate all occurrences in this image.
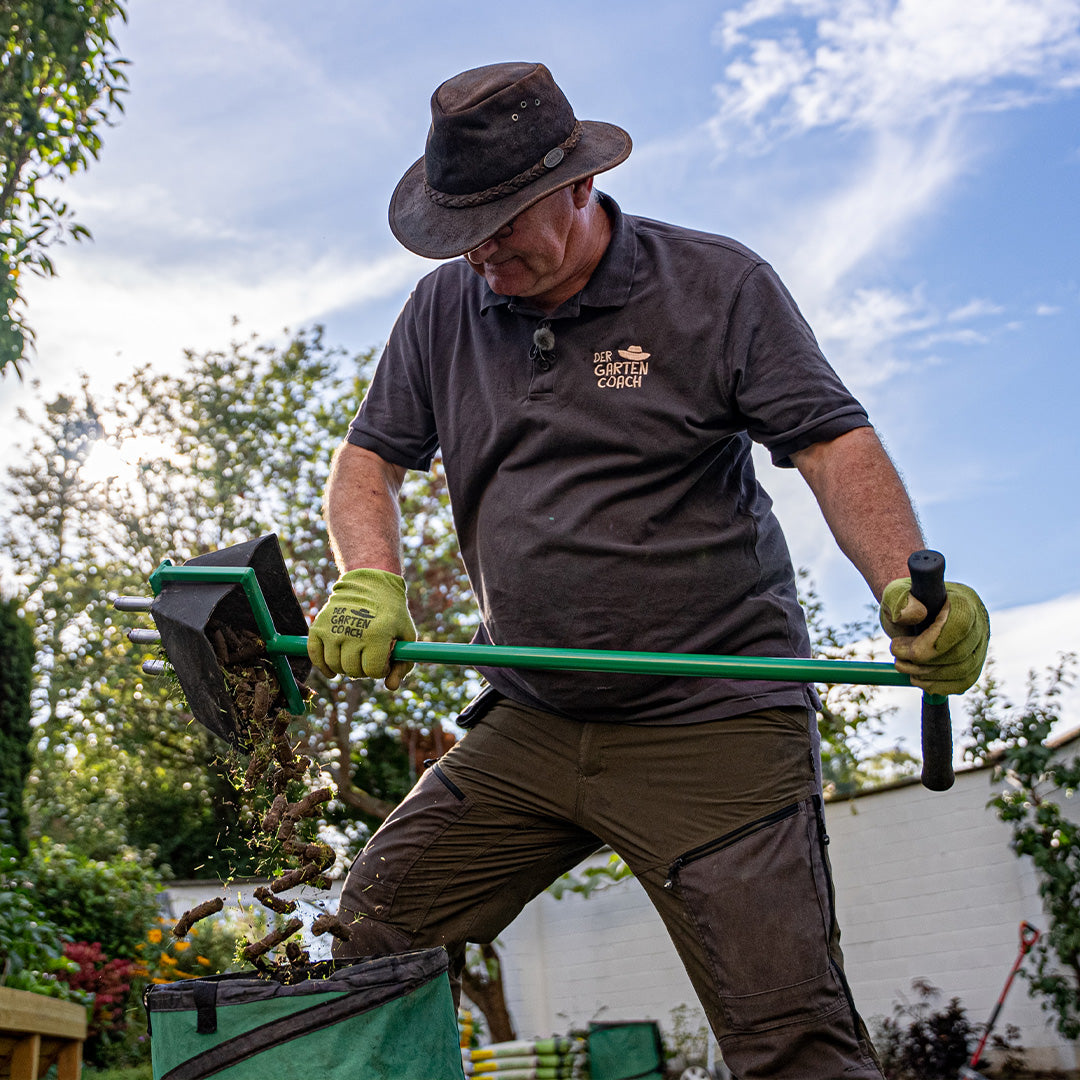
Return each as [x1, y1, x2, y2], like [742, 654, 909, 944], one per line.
[388, 119, 632, 260]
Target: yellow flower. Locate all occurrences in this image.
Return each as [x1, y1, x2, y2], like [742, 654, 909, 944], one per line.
[173, 941, 190, 952]
[160, 954, 178, 967]
[147, 929, 163, 944]
[196, 956, 212, 968]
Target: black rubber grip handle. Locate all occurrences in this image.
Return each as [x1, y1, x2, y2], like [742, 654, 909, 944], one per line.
[907, 549, 955, 791]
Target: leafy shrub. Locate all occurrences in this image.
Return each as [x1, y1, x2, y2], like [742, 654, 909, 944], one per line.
[873, 979, 1022, 1080]
[59, 941, 138, 1038]
[23, 838, 163, 960]
[0, 842, 85, 1002]
[966, 657, 1080, 1040]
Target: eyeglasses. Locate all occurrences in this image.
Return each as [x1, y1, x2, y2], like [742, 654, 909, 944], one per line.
[475, 216, 516, 249]
[466, 216, 516, 264]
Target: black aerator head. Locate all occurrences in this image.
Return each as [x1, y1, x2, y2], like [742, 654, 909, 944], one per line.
[149, 534, 311, 745]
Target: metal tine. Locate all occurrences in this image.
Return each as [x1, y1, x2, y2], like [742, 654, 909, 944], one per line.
[142, 660, 168, 676]
[128, 628, 162, 644]
[114, 596, 155, 612]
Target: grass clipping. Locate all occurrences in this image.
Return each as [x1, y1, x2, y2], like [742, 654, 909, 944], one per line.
[172, 622, 353, 981]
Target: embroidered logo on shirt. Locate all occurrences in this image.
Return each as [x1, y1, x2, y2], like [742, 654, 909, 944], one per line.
[594, 345, 651, 390]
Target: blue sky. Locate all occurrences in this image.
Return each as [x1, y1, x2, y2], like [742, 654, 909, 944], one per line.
[4, 0, 1080, 758]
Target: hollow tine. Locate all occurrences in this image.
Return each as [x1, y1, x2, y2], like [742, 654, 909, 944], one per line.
[114, 596, 155, 612]
[127, 628, 162, 644]
[142, 660, 168, 676]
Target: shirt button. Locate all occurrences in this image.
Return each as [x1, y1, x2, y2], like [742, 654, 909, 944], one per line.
[538, 357, 553, 371]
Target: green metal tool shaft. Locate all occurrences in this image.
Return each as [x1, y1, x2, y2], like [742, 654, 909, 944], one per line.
[148, 562, 913, 691]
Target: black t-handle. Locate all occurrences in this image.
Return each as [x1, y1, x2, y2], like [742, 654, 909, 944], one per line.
[908, 550, 954, 791]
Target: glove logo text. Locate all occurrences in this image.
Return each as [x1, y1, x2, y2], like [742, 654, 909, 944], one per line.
[330, 606, 375, 637]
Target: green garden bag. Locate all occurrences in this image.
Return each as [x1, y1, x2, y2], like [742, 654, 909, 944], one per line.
[144, 948, 465, 1080]
[587, 1020, 665, 1080]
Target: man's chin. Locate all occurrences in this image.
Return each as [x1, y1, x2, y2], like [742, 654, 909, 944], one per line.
[480, 258, 536, 294]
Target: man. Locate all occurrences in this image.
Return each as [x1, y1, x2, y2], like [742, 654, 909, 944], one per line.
[308, 62, 989, 1080]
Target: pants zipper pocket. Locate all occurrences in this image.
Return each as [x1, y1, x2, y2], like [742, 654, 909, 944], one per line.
[430, 762, 465, 801]
[664, 801, 800, 889]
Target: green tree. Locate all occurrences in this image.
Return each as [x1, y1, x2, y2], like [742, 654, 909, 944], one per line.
[0, 597, 34, 855]
[2, 329, 475, 875]
[3, 383, 238, 872]
[965, 655, 1080, 1040]
[799, 571, 920, 794]
[1, 0, 128, 375]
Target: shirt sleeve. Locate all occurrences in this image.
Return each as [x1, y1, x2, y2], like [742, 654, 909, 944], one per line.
[346, 293, 441, 471]
[723, 263, 871, 467]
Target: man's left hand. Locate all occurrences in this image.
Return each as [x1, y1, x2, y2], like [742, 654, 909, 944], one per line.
[880, 579, 990, 696]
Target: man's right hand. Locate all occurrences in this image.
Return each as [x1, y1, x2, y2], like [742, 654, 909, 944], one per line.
[307, 569, 416, 689]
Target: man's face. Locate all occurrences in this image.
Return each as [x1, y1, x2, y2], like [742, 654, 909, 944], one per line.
[464, 184, 588, 306]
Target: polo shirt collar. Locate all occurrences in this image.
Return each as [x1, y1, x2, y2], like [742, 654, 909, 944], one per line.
[478, 193, 636, 317]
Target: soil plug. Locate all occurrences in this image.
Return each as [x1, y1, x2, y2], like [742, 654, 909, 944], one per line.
[262, 793, 288, 833]
[253, 885, 297, 915]
[270, 862, 326, 894]
[311, 913, 353, 942]
[270, 760, 309, 794]
[285, 787, 333, 821]
[173, 897, 225, 938]
[283, 840, 335, 869]
[241, 917, 303, 962]
[243, 747, 272, 791]
[285, 941, 310, 967]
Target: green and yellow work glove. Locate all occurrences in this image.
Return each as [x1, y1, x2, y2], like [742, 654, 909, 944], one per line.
[879, 578, 990, 697]
[307, 569, 416, 690]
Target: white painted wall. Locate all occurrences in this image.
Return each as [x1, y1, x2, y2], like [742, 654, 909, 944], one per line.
[492, 746, 1080, 1073]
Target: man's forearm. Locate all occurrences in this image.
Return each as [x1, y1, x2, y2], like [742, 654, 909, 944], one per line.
[791, 426, 925, 601]
[324, 442, 407, 574]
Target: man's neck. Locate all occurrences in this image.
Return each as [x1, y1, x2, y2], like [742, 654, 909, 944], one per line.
[532, 198, 612, 315]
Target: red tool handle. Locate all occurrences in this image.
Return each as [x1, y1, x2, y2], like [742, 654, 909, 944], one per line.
[969, 922, 1041, 1069]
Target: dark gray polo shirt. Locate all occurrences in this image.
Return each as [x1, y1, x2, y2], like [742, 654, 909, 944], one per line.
[348, 195, 871, 723]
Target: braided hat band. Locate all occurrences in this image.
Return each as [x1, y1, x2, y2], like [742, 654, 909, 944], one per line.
[423, 122, 584, 209]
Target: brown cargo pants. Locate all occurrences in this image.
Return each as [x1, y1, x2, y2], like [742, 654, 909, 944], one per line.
[333, 696, 884, 1080]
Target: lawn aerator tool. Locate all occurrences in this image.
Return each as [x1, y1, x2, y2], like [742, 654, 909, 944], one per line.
[115, 535, 956, 789]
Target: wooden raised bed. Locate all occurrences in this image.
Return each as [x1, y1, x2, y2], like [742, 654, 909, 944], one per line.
[0, 986, 87, 1080]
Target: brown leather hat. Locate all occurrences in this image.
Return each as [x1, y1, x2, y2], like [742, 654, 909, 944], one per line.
[389, 62, 632, 259]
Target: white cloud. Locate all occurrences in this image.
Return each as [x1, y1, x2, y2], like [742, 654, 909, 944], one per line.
[710, 0, 1080, 145]
[947, 299, 1006, 322]
[808, 286, 935, 387]
[773, 120, 965, 304]
[916, 327, 990, 348]
[8, 244, 426, 412]
[701, 0, 1080, 389]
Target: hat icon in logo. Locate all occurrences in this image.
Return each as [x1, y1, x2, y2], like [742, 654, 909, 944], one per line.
[617, 345, 651, 361]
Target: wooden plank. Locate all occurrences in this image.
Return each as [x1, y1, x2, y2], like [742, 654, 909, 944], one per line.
[55, 1040, 83, 1080]
[8, 1033, 41, 1080]
[0, 988, 87, 1041]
